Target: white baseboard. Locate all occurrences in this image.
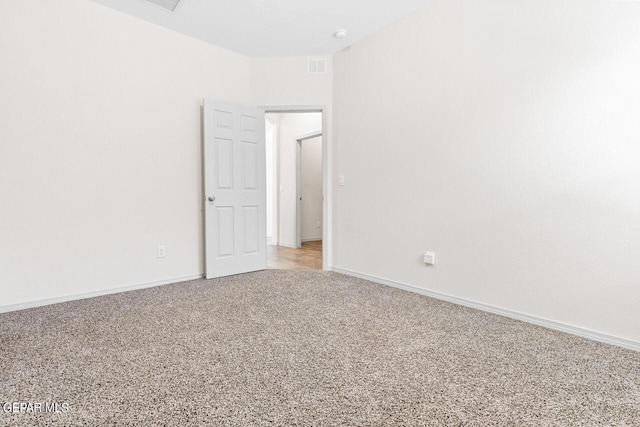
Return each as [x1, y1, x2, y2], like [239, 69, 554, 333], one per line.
[302, 238, 322, 243]
[331, 267, 640, 352]
[0, 274, 204, 314]
[277, 242, 298, 249]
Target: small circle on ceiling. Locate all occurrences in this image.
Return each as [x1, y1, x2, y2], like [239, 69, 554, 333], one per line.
[333, 29, 348, 39]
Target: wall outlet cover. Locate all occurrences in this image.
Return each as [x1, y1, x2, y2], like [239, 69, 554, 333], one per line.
[424, 251, 435, 265]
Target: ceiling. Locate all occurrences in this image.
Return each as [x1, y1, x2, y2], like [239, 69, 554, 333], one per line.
[90, 0, 431, 57]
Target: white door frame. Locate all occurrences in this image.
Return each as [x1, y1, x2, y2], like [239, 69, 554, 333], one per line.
[295, 130, 323, 249]
[261, 105, 330, 271]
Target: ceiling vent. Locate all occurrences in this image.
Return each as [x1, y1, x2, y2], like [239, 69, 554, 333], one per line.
[307, 58, 327, 75]
[144, 0, 181, 12]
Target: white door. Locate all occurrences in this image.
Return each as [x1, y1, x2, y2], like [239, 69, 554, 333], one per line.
[203, 99, 266, 279]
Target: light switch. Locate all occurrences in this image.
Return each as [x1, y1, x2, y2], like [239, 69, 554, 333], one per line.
[338, 175, 345, 186]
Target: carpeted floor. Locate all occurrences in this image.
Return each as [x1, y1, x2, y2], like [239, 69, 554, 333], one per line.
[1, 270, 639, 426]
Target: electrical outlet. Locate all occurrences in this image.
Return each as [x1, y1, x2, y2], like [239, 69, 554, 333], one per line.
[338, 175, 345, 186]
[316, 221, 321, 228]
[157, 245, 166, 258]
[423, 251, 435, 266]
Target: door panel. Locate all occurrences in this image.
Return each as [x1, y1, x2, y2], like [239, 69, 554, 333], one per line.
[217, 207, 235, 258]
[203, 99, 266, 278]
[243, 206, 259, 254]
[242, 141, 258, 189]
[215, 138, 234, 189]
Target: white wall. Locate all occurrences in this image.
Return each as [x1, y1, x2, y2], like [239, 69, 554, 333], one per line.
[265, 117, 276, 241]
[333, 0, 640, 343]
[270, 113, 322, 247]
[0, 0, 250, 308]
[301, 136, 323, 241]
[250, 56, 333, 108]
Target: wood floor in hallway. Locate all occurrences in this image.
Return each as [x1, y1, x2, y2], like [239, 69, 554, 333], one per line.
[267, 240, 322, 270]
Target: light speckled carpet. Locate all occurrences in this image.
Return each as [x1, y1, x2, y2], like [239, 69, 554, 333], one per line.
[1, 270, 639, 426]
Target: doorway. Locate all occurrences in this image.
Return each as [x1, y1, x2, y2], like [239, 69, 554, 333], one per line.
[264, 109, 325, 270]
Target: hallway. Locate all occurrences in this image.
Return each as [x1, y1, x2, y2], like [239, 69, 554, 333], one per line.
[267, 241, 322, 270]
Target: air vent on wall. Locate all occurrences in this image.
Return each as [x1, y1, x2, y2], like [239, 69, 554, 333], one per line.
[144, 0, 181, 12]
[307, 58, 327, 75]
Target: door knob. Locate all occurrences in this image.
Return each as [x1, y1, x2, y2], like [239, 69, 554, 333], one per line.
[208, 196, 216, 202]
